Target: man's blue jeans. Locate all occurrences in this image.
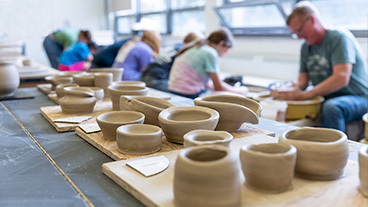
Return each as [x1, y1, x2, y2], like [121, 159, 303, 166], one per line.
[43, 35, 63, 69]
[322, 95, 368, 132]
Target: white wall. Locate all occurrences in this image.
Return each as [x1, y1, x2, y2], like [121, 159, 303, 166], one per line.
[0, 0, 107, 66]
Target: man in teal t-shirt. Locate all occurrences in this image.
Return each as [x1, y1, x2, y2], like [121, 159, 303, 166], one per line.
[271, 1, 368, 133]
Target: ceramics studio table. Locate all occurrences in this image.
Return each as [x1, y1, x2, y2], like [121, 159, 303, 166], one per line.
[0, 87, 365, 207]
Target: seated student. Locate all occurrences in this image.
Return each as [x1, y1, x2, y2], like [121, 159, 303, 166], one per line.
[168, 28, 248, 99]
[140, 32, 204, 92]
[43, 28, 92, 69]
[58, 31, 97, 72]
[112, 31, 162, 81]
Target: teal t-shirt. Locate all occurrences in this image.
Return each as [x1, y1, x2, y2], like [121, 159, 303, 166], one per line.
[58, 42, 90, 66]
[300, 29, 368, 98]
[54, 28, 80, 47]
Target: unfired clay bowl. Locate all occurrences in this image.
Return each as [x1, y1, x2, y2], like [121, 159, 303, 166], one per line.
[73, 73, 95, 86]
[94, 72, 113, 97]
[358, 145, 368, 197]
[120, 96, 174, 126]
[194, 94, 262, 131]
[108, 85, 149, 110]
[286, 96, 325, 120]
[183, 129, 233, 148]
[96, 111, 145, 140]
[240, 143, 297, 193]
[158, 106, 219, 144]
[116, 124, 162, 155]
[45, 75, 73, 90]
[112, 81, 146, 87]
[90, 68, 124, 82]
[59, 87, 97, 114]
[279, 127, 349, 180]
[55, 83, 79, 98]
[174, 145, 241, 207]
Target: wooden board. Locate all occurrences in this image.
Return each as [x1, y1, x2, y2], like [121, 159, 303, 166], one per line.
[37, 83, 53, 95]
[76, 124, 275, 161]
[40, 101, 113, 132]
[102, 134, 367, 207]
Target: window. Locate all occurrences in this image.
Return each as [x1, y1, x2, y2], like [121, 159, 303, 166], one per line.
[217, 0, 367, 37]
[114, 0, 205, 37]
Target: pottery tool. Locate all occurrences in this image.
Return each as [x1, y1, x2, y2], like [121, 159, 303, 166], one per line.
[54, 116, 92, 124]
[126, 155, 170, 177]
[79, 123, 101, 134]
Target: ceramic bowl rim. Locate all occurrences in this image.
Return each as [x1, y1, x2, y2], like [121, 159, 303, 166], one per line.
[117, 123, 162, 136]
[180, 145, 231, 165]
[97, 111, 145, 124]
[280, 127, 347, 145]
[240, 143, 296, 157]
[184, 129, 233, 144]
[159, 106, 219, 124]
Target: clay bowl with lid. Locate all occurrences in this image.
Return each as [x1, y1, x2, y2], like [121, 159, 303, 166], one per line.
[96, 111, 145, 141]
[59, 87, 97, 114]
[183, 129, 233, 148]
[116, 124, 162, 155]
[55, 83, 79, 98]
[108, 85, 149, 110]
[73, 73, 95, 86]
[112, 81, 146, 87]
[240, 143, 297, 194]
[279, 127, 349, 180]
[120, 96, 175, 126]
[194, 94, 262, 131]
[158, 106, 219, 144]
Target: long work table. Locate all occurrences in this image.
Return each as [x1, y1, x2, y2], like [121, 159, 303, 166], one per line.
[0, 87, 365, 207]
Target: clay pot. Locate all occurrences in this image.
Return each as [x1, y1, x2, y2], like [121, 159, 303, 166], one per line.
[239, 143, 297, 193]
[90, 68, 124, 82]
[94, 72, 113, 97]
[358, 145, 368, 197]
[73, 73, 95, 86]
[55, 84, 79, 98]
[286, 96, 325, 119]
[116, 124, 162, 155]
[85, 87, 104, 102]
[194, 94, 262, 131]
[174, 145, 241, 207]
[158, 106, 219, 144]
[112, 81, 146, 87]
[108, 85, 149, 111]
[279, 127, 349, 180]
[45, 75, 73, 91]
[0, 61, 19, 97]
[59, 87, 97, 114]
[96, 111, 145, 140]
[183, 129, 233, 148]
[120, 96, 174, 126]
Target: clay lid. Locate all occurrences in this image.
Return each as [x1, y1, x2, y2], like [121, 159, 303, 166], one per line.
[63, 87, 95, 97]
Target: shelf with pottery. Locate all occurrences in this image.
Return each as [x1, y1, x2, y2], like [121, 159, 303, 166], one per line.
[102, 133, 366, 207]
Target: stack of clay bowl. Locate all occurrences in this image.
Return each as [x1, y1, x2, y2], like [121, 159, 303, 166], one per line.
[194, 94, 262, 131]
[158, 106, 220, 144]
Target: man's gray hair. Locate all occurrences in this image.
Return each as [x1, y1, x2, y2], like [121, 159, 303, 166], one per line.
[286, 1, 321, 25]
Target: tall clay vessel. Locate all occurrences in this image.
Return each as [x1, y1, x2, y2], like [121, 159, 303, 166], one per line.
[0, 61, 19, 97]
[174, 145, 241, 207]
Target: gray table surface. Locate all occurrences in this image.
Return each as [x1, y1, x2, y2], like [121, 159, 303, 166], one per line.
[0, 87, 364, 207]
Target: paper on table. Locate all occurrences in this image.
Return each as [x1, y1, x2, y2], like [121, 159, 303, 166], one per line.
[53, 116, 92, 123]
[126, 155, 170, 177]
[79, 123, 101, 133]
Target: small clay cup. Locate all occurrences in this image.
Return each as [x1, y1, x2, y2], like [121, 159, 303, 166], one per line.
[120, 96, 174, 126]
[116, 124, 162, 155]
[358, 145, 368, 197]
[55, 83, 79, 98]
[112, 81, 146, 87]
[73, 73, 95, 86]
[279, 127, 349, 180]
[239, 143, 297, 193]
[96, 111, 145, 140]
[183, 129, 233, 148]
[59, 87, 97, 114]
[174, 145, 241, 207]
[194, 94, 262, 131]
[158, 106, 219, 144]
[108, 85, 149, 110]
[94, 72, 113, 97]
